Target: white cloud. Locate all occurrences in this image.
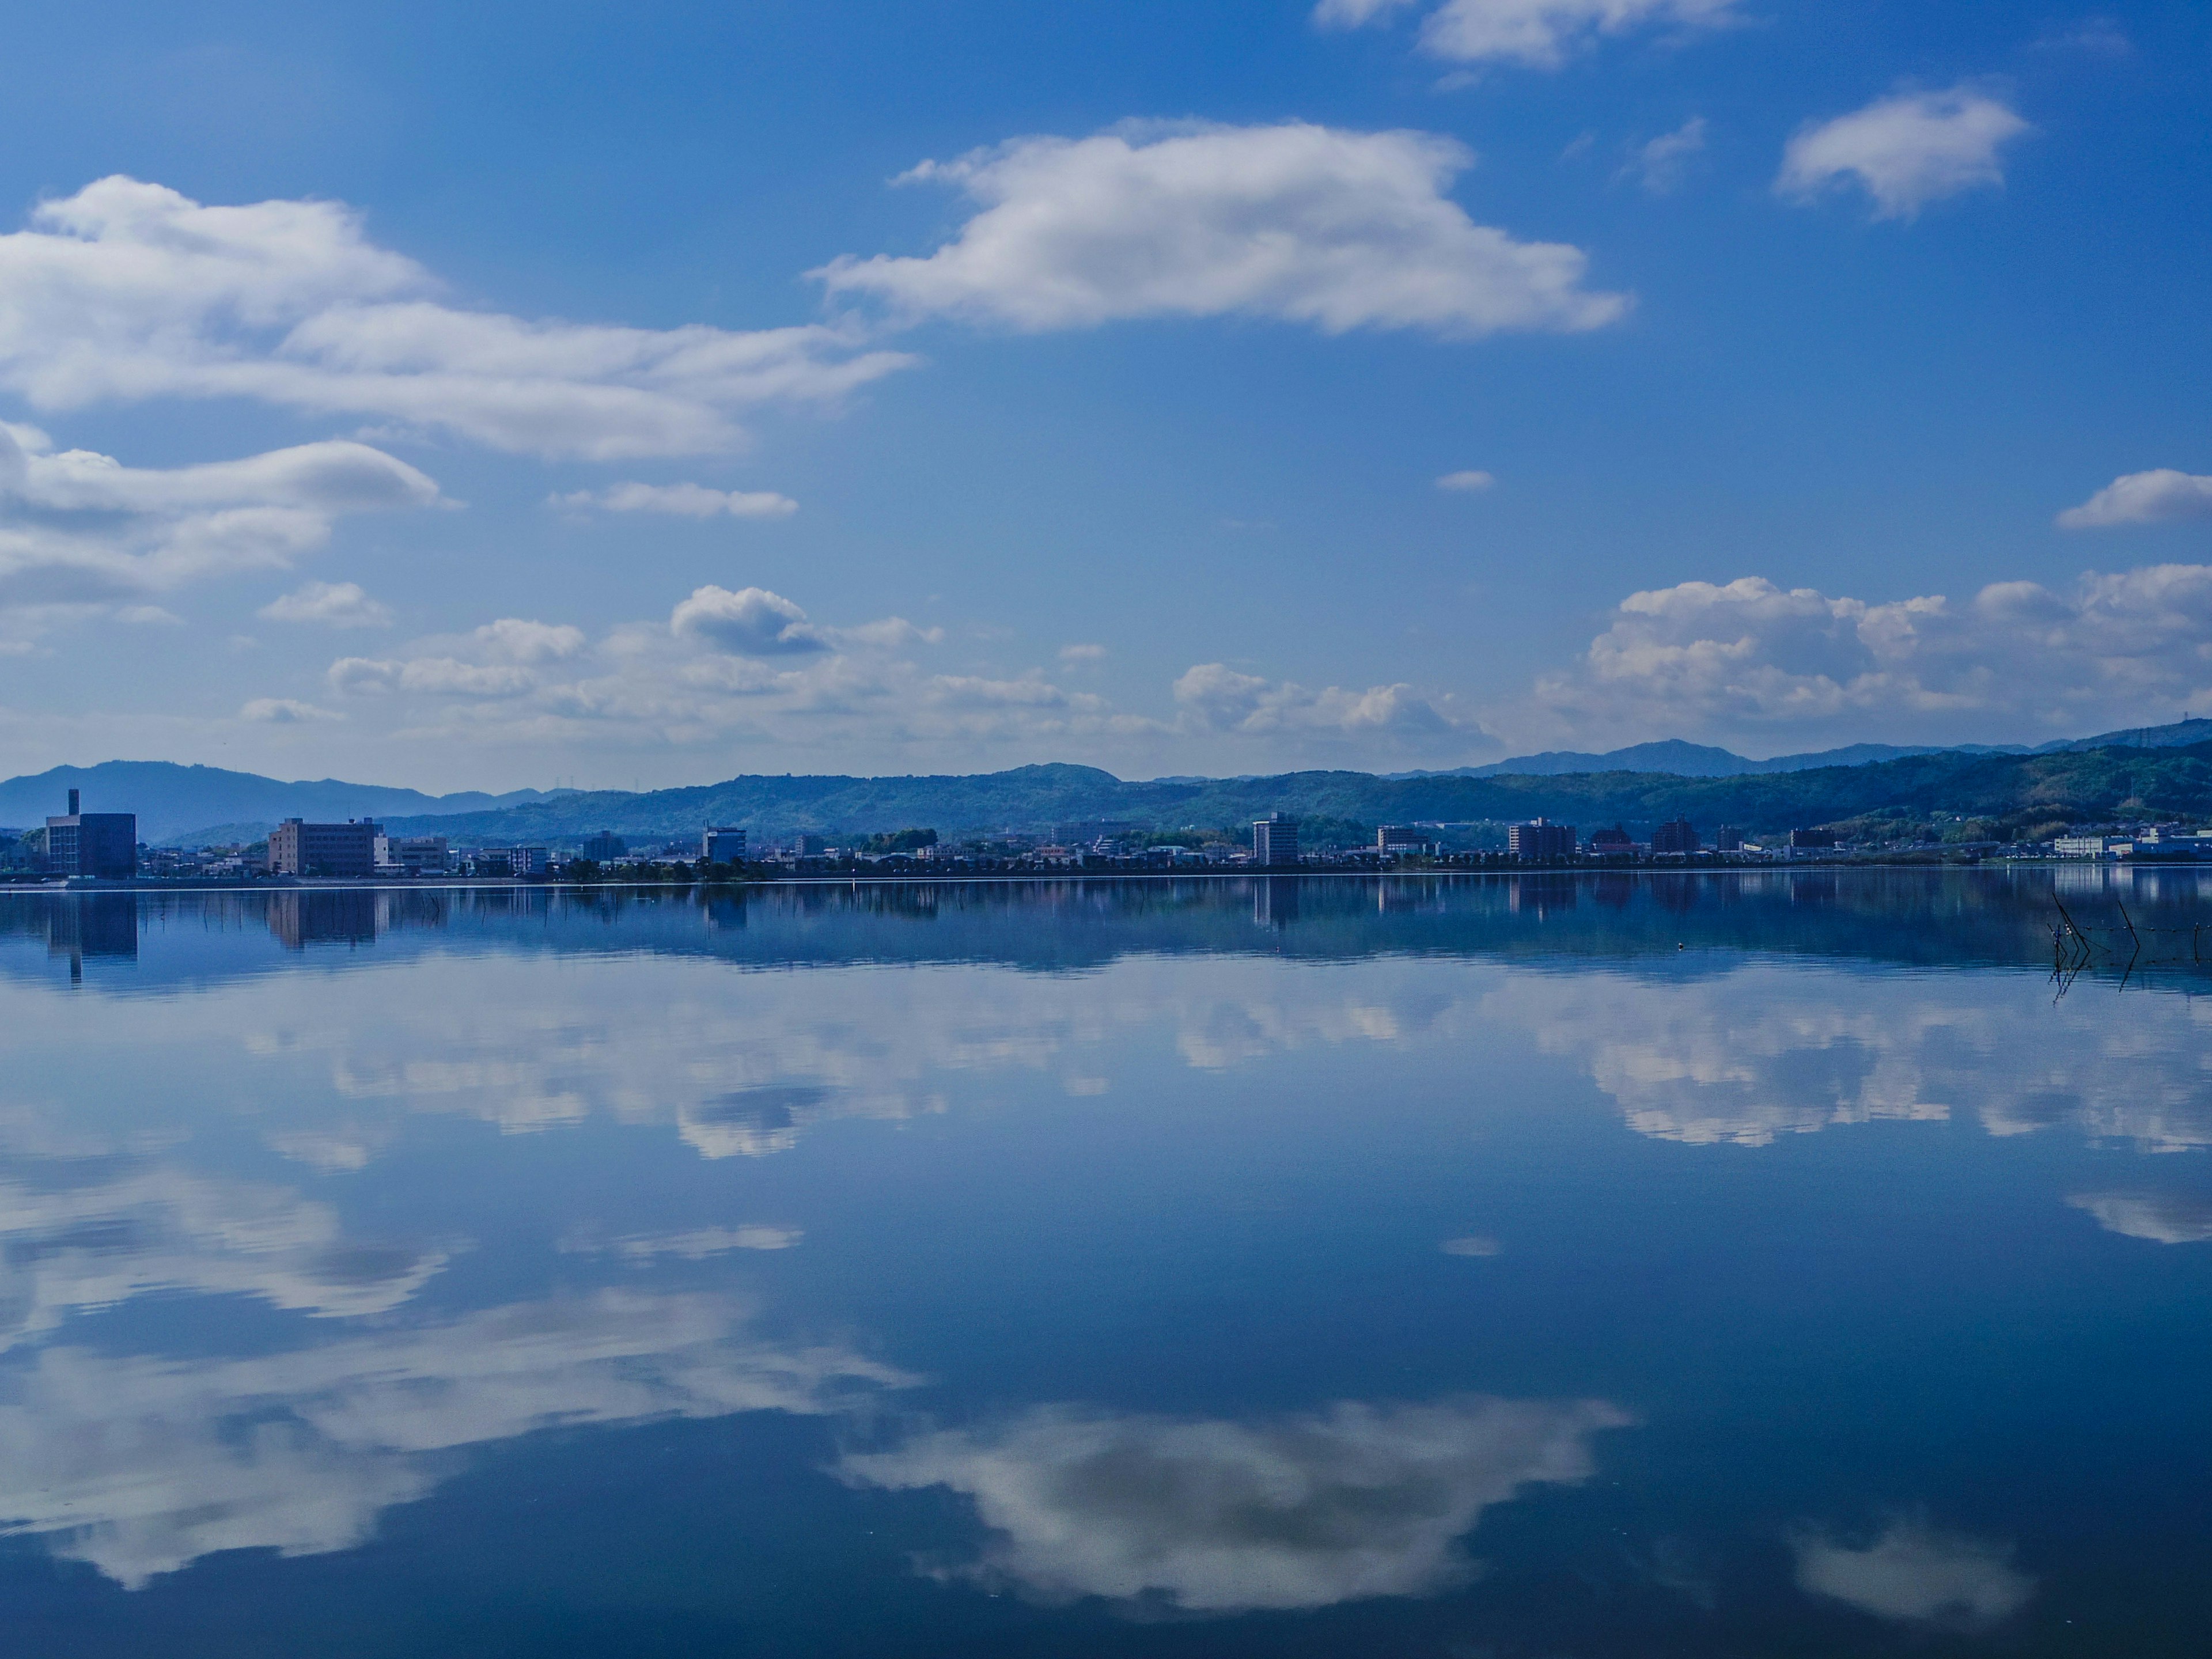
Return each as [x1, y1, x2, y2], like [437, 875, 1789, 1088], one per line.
[2058, 469, 2212, 528]
[1435, 468, 1495, 491]
[1058, 642, 1107, 663]
[0, 422, 439, 618]
[1623, 115, 1708, 194]
[1778, 87, 2032, 219]
[1507, 565, 2212, 750]
[842, 1395, 1628, 1612]
[473, 616, 586, 663]
[1315, 0, 1421, 25]
[817, 122, 1628, 338]
[670, 585, 830, 656]
[551, 481, 798, 520]
[1320, 1, 1741, 68]
[257, 580, 393, 628]
[2066, 1192, 2212, 1244]
[1794, 1517, 2034, 1627]
[241, 696, 342, 723]
[0, 177, 914, 460]
[1176, 662, 1471, 748]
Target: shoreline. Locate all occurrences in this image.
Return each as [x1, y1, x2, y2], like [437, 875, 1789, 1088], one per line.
[0, 859, 2160, 896]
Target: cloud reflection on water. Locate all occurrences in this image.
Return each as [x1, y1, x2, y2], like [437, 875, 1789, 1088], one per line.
[0, 1291, 912, 1589]
[841, 1396, 1630, 1613]
[1792, 1516, 2035, 1627]
[2066, 1191, 2212, 1244]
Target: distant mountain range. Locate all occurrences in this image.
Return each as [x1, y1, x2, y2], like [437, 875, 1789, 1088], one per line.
[0, 762, 572, 842]
[1389, 721, 2212, 780]
[6, 716, 2212, 846]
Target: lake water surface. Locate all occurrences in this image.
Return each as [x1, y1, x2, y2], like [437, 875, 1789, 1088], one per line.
[1, 871, 2207, 1656]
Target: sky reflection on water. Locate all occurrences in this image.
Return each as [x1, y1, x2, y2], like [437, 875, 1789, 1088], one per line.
[0, 873, 2206, 1656]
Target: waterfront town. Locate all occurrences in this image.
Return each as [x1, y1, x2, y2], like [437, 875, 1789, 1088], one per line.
[2, 790, 2208, 885]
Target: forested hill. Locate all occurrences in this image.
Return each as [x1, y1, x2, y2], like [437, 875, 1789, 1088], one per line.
[378, 742, 2212, 844]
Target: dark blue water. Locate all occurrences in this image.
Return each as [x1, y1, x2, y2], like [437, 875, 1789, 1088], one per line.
[0, 872, 2205, 1656]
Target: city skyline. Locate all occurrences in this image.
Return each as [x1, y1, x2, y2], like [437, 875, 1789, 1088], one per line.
[0, 2, 2207, 791]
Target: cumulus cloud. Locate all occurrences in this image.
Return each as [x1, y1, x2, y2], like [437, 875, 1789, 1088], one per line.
[473, 616, 586, 663]
[308, 580, 1133, 768]
[241, 696, 342, 723]
[2058, 469, 2212, 528]
[2066, 1192, 2212, 1244]
[842, 1395, 1628, 1612]
[817, 122, 1628, 338]
[1623, 116, 1708, 194]
[1319, 0, 1742, 68]
[670, 585, 830, 656]
[1793, 1517, 2034, 1627]
[1508, 565, 2212, 751]
[1058, 642, 1108, 664]
[0, 177, 914, 460]
[1435, 468, 1496, 491]
[257, 580, 392, 628]
[1778, 87, 2032, 219]
[551, 481, 798, 520]
[1176, 662, 1469, 748]
[0, 422, 439, 618]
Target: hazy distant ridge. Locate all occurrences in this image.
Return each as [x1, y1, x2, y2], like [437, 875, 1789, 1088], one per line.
[9, 717, 2212, 844]
[0, 762, 569, 842]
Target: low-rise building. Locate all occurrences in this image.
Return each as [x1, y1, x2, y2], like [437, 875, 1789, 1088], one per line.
[374, 835, 451, 876]
[268, 819, 378, 878]
[2055, 835, 2113, 857]
[1585, 824, 1635, 856]
[1376, 824, 1429, 854]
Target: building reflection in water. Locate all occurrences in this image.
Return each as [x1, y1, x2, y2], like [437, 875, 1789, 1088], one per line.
[46, 894, 138, 982]
[266, 891, 383, 951]
[1253, 876, 1300, 929]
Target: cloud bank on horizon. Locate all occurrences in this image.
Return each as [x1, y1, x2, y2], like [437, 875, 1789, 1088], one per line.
[0, 1, 2202, 787]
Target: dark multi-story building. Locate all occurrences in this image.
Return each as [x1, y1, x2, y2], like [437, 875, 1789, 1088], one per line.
[1788, 828, 1834, 851]
[45, 789, 137, 879]
[702, 826, 747, 864]
[582, 831, 626, 862]
[1376, 824, 1428, 854]
[1585, 824, 1636, 856]
[1508, 818, 1577, 861]
[1714, 824, 1744, 853]
[1252, 813, 1300, 868]
[1650, 817, 1700, 854]
[267, 819, 379, 877]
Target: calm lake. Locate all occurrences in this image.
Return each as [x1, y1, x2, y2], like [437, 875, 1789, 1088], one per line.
[1, 870, 2206, 1656]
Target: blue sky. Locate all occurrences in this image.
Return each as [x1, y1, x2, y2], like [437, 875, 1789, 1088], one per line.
[0, 0, 2206, 790]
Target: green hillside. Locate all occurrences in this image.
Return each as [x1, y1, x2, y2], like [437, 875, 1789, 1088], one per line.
[375, 742, 2212, 846]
